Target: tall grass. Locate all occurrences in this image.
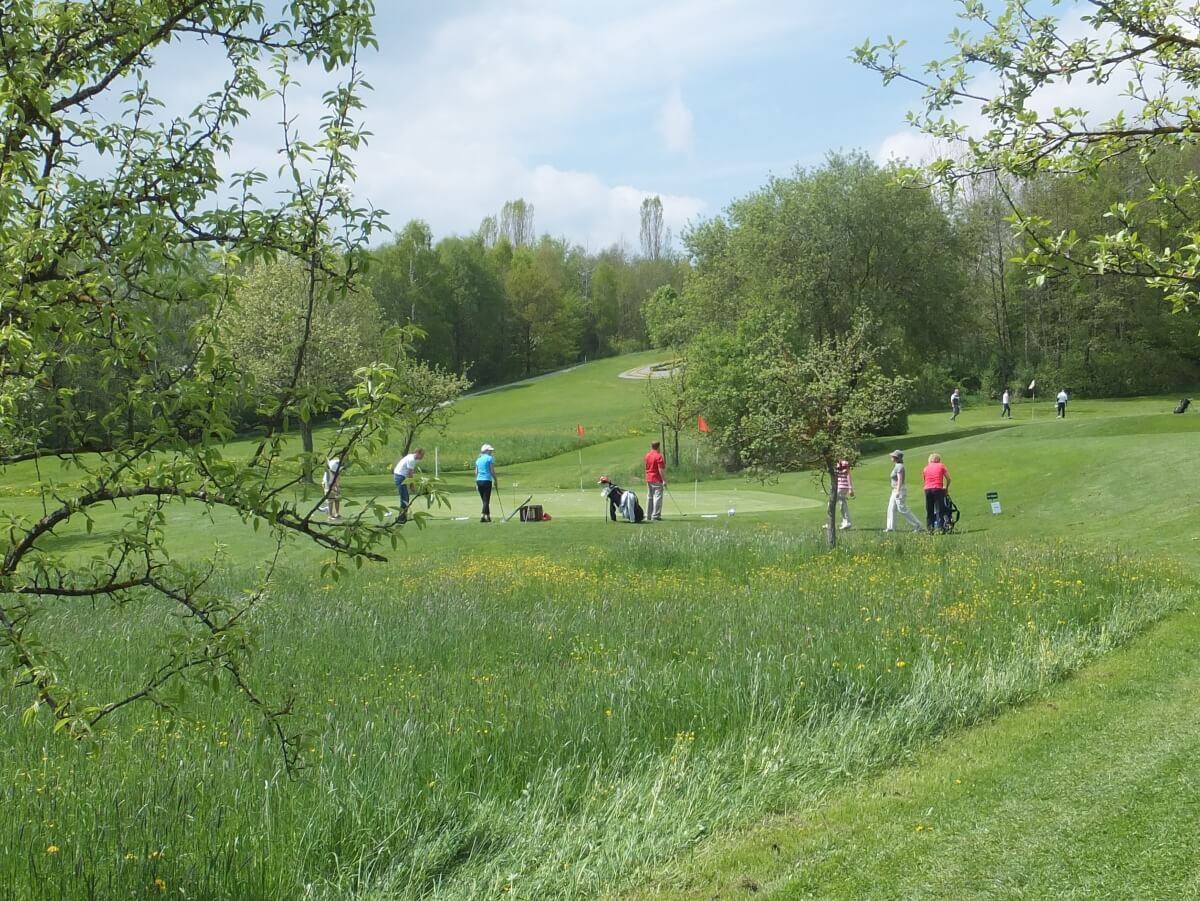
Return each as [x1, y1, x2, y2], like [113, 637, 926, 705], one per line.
[0, 531, 1184, 899]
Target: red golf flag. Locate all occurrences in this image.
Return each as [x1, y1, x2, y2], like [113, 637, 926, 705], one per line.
[576, 423, 585, 437]
[698, 415, 710, 434]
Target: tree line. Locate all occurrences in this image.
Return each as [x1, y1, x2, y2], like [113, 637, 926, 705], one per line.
[365, 196, 687, 386]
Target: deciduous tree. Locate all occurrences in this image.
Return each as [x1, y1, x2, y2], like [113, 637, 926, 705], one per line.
[694, 319, 911, 548]
[857, 0, 1200, 313]
[223, 257, 385, 481]
[0, 0, 393, 769]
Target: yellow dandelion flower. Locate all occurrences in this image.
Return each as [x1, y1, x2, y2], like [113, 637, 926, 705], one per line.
[46, 845, 59, 854]
[124, 852, 137, 861]
[895, 659, 907, 668]
[153, 878, 167, 892]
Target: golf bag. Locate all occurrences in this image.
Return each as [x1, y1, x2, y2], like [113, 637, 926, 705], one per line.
[602, 484, 645, 523]
[941, 494, 961, 533]
[1174, 398, 1191, 414]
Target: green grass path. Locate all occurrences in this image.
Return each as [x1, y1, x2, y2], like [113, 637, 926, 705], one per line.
[641, 599, 1200, 899]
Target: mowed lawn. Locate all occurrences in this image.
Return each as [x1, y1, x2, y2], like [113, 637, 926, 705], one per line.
[2, 356, 1199, 899]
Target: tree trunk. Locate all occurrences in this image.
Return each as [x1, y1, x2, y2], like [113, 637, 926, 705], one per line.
[301, 420, 315, 484]
[825, 460, 839, 549]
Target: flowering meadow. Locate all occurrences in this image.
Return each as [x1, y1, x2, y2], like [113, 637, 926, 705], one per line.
[0, 527, 1184, 899]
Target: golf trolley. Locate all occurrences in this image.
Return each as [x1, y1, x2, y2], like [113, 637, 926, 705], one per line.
[940, 494, 961, 533]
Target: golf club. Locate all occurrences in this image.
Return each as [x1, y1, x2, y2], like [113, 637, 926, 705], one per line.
[495, 485, 506, 523]
[504, 495, 533, 522]
[665, 484, 687, 517]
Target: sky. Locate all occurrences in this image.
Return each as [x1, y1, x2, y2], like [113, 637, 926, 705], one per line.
[343, 0, 955, 249]
[153, 2, 1067, 251]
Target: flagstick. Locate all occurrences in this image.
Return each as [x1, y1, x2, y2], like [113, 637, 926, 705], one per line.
[694, 445, 699, 511]
[578, 448, 583, 491]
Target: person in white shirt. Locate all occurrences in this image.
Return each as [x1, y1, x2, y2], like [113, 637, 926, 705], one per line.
[322, 457, 343, 521]
[1001, 388, 1012, 419]
[1056, 389, 1069, 418]
[393, 448, 425, 521]
[950, 388, 962, 421]
[884, 450, 924, 533]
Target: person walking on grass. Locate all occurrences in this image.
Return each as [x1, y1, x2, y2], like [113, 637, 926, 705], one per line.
[1001, 388, 1012, 419]
[475, 443, 497, 522]
[392, 447, 424, 523]
[950, 387, 962, 421]
[1057, 388, 1069, 418]
[835, 459, 855, 530]
[922, 453, 951, 533]
[884, 450, 924, 533]
[644, 440, 666, 521]
[323, 457, 343, 521]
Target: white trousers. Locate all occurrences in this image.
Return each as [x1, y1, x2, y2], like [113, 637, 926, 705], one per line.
[837, 489, 852, 527]
[646, 482, 664, 519]
[886, 488, 924, 531]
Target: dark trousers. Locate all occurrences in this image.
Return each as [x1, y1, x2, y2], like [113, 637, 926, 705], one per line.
[1001, 403, 1011, 418]
[1057, 401, 1066, 418]
[925, 489, 947, 531]
[476, 480, 492, 516]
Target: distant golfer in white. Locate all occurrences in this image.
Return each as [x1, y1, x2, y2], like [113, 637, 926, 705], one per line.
[1056, 388, 1069, 418]
[1001, 388, 1012, 419]
[884, 450, 924, 533]
[323, 457, 342, 521]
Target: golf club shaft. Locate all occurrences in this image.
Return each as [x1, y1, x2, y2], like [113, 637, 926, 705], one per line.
[665, 484, 686, 516]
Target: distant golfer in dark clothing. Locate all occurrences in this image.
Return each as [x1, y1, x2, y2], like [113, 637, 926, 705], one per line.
[922, 453, 951, 532]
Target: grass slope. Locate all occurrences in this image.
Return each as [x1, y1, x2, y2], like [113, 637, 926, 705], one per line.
[640, 605, 1200, 900]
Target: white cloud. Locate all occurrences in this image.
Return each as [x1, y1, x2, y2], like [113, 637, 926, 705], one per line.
[658, 89, 695, 156]
[524, 166, 705, 249]
[347, 0, 812, 244]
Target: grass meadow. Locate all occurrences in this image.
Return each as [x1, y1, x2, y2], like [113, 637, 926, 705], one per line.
[2, 354, 1199, 899]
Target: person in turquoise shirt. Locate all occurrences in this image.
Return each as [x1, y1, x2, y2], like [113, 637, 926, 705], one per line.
[474, 443, 497, 522]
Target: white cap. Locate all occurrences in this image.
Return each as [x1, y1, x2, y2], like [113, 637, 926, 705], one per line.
[481, 443, 494, 453]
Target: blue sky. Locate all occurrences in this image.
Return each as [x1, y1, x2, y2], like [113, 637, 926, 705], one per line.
[310, 0, 968, 249]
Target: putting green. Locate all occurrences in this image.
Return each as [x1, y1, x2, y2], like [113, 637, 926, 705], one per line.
[420, 480, 821, 522]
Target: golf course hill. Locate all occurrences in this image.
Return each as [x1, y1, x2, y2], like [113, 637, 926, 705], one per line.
[2, 350, 1198, 900]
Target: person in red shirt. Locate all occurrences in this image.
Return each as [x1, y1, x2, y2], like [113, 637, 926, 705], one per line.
[644, 441, 667, 521]
[922, 453, 951, 532]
